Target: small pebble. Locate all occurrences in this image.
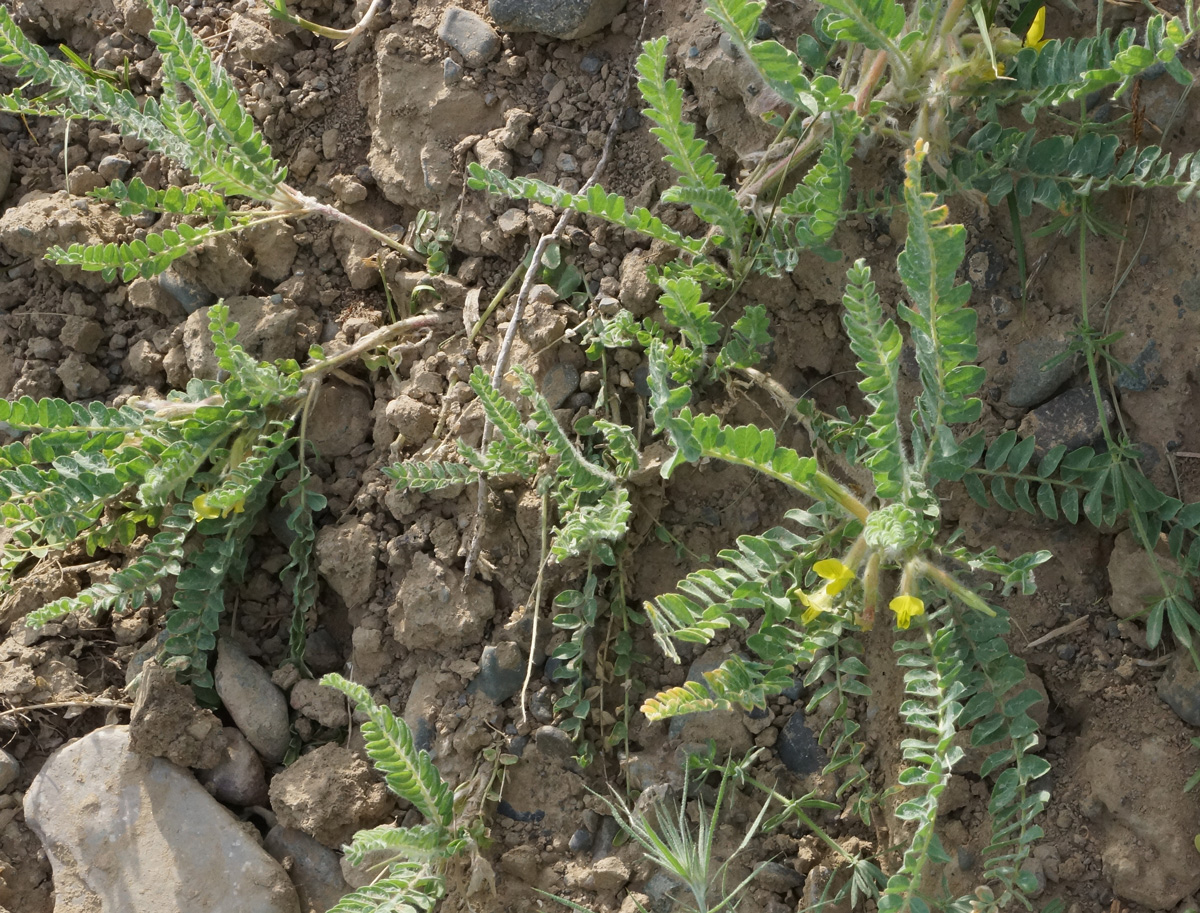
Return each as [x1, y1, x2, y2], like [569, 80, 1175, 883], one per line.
[569, 828, 593, 853]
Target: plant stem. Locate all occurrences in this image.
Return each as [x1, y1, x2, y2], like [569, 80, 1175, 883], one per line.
[279, 184, 419, 261]
[299, 312, 453, 382]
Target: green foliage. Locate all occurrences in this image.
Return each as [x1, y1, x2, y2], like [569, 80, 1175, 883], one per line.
[0, 0, 431, 281]
[637, 35, 746, 247]
[466, 164, 710, 258]
[321, 673, 477, 913]
[322, 674, 454, 827]
[598, 760, 774, 913]
[841, 260, 906, 499]
[4, 306, 433, 695]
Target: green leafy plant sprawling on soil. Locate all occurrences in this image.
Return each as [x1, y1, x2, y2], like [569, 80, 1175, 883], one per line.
[0, 303, 444, 694]
[0, 0, 444, 278]
[459, 0, 1200, 910]
[319, 673, 501, 913]
[0, 0, 455, 698]
[4, 0, 1200, 911]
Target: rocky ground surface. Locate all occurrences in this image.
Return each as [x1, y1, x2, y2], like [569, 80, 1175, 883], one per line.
[1, 0, 1200, 912]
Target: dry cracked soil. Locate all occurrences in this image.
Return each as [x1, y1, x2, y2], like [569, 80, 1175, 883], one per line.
[2, 0, 1200, 912]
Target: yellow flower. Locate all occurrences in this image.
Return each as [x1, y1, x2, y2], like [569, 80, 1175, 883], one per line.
[813, 558, 856, 595]
[192, 492, 220, 521]
[889, 595, 926, 630]
[192, 492, 246, 521]
[1025, 6, 1049, 51]
[797, 586, 834, 625]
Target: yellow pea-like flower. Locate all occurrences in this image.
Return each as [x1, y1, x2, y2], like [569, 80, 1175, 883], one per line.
[192, 493, 220, 521]
[1025, 6, 1049, 51]
[813, 558, 856, 595]
[889, 595, 926, 630]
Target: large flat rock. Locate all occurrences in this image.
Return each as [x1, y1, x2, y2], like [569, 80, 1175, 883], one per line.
[24, 725, 299, 913]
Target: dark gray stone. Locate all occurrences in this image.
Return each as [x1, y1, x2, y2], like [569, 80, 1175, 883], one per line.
[1157, 649, 1200, 726]
[438, 8, 500, 68]
[645, 870, 686, 912]
[1016, 387, 1113, 457]
[776, 710, 826, 775]
[264, 825, 352, 913]
[159, 268, 215, 314]
[1007, 337, 1078, 408]
[542, 363, 580, 409]
[97, 154, 132, 183]
[1114, 338, 1161, 392]
[470, 641, 526, 704]
[197, 728, 269, 807]
[568, 827, 593, 853]
[489, 0, 627, 40]
[534, 725, 577, 767]
[757, 860, 805, 894]
[302, 628, 343, 675]
[591, 814, 619, 861]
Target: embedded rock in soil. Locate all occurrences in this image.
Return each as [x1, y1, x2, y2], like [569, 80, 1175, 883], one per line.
[196, 727, 269, 807]
[315, 520, 379, 611]
[228, 8, 296, 65]
[438, 7, 500, 68]
[59, 316, 103, 355]
[331, 222, 381, 290]
[385, 394, 438, 448]
[9, 0, 117, 46]
[1017, 387, 1113, 457]
[184, 297, 303, 380]
[245, 221, 299, 283]
[264, 826, 353, 913]
[56, 353, 109, 400]
[364, 29, 502, 213]
[776, 710, 827, 775]
[1006, 337, 1079, 408]
[404, 671, 452, 751]
[1108, 528, 1179, 620]
[24, 725, 300, 913]
[1155, 649, 1200, 725]
[129, 661, 225, 769]
[618, 249, 661, 317]
[488, 0, 627, 39]
[389, 552, 495, 651]
[268, 743, 393, 849]
[214, 638, 292, 765]
[469, 641, 527, 703]
[0, 192, 120, 273]
[1081, 736, 1200, 908]
[307, 380, 373, 458]
[289, 678, 349, 729]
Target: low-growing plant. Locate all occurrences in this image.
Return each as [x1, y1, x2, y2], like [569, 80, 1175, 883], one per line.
[320, 673, 498, 913]
[457, 0, 1200, 909]
[4, 0, 1200, 911]
[0, 305, 445, 694]
[0, 0, 435, 280]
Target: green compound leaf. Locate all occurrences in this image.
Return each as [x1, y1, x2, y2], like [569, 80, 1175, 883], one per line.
[841, 258, 906, 499]
[321, 673, 454, 828]
[467, 163, 709, 258]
